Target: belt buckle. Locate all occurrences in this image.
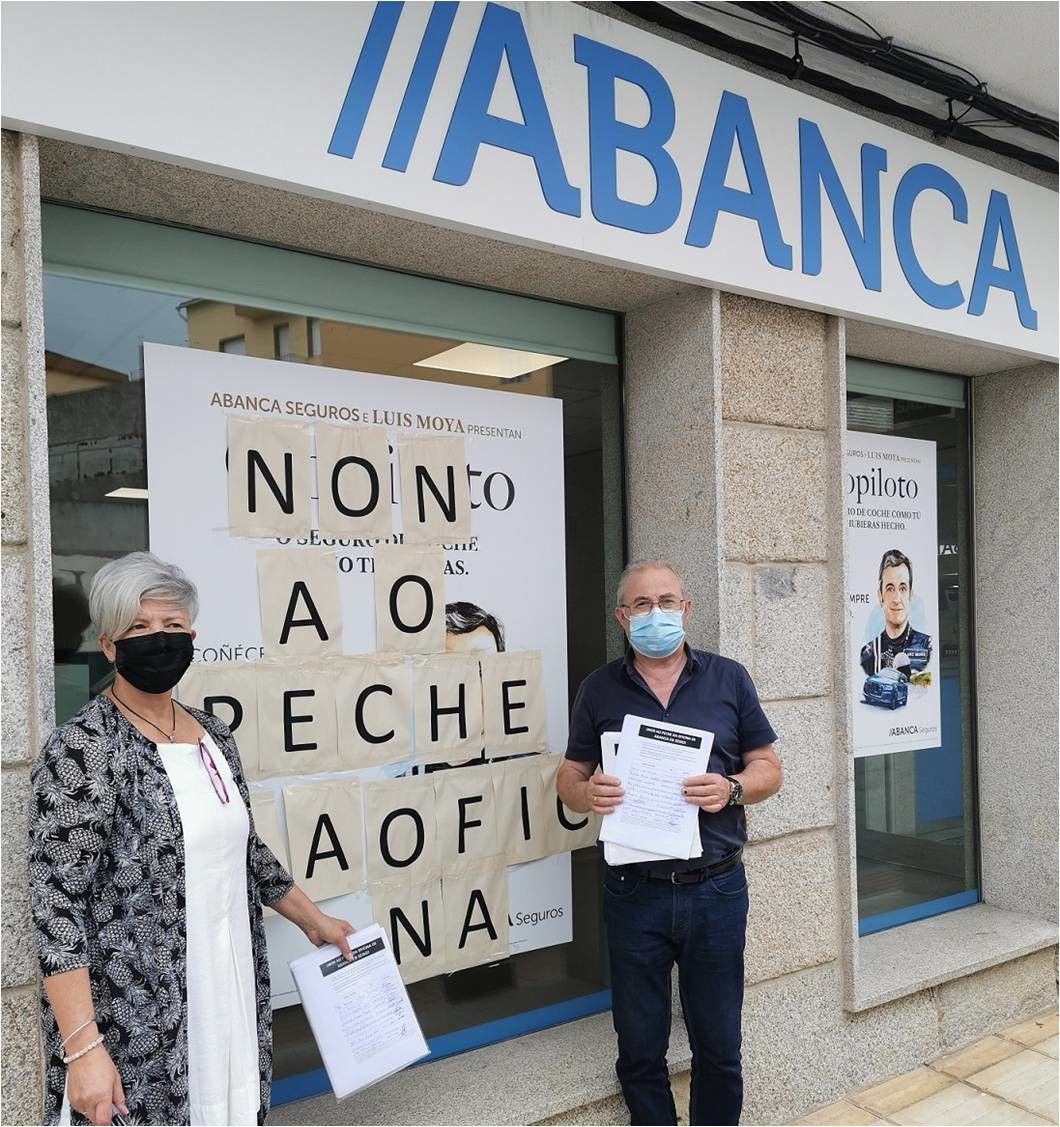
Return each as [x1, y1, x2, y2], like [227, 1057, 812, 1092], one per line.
[670, 871, 680, 885]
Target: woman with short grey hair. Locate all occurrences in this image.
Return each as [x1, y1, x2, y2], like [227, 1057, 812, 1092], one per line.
[29, 552, 354, 1127]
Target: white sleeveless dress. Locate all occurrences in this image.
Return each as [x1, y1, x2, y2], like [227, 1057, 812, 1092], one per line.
[61, 732, 260, 1126]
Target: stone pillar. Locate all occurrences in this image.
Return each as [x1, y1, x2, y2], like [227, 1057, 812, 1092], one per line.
[716, 293, 842, 842]
[1, 130, 49, 1126]
[624, 288, 851, 1119]
[717, 293, 848, 1120]
[973, 361, 1059, 922]
[624, 287, 723, 649]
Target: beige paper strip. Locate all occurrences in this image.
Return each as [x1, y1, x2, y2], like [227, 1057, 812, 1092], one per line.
[334, 655, 412, 770]
[433, 764, 500, 868]
[257, 548, 342, 657]
[249, 790, 287, 917]
[397, 434, 471, 544]
[256, 664, 339, 778]
[491, 756, 550, 865]
[249, 790, 289, 869]
[283, 780, 365, 902]
[442, 862, 509, 973]
[227, 415, 312, 538]
[538, 754, 601, 855]
[177, 662, 261, 781]
[315, 423, 393, 539]
[480, 650, 547, 755]
[369, 877, 446, 985]
[373, 544, 445, 654]
[411, 653, 484, 763]
[363, 776, 439, 883]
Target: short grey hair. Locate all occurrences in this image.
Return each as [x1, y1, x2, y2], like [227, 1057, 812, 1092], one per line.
[616, 560, 686, 607]
[89, 552, 199, 640]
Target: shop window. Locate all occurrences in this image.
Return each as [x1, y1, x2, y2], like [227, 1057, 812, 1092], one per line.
[273, 323, 290, 360]
[42, 205, 622, 1103]
[846, 360, 979, 936]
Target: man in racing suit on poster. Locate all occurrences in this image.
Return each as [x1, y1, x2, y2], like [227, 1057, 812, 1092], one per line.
[860, 548, 932, 679]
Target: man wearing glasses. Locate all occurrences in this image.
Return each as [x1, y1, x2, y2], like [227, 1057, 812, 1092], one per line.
[557, 560, 782, 1127]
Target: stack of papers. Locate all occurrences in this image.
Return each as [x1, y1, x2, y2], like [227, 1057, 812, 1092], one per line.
[598, 715, 714, 864]
[290, 924, 429, 1099]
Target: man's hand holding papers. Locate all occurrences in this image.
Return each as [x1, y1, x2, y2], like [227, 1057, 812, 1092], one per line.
[597, 715, 715, 859]
[680, 772, 736, 814]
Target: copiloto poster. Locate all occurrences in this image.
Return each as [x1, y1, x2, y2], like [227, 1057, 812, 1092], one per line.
[845, 431, 941, 757]
[144, 343, 579, 1006]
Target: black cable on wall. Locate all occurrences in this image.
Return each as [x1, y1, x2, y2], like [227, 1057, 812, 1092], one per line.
[614, 1, 1058, 174]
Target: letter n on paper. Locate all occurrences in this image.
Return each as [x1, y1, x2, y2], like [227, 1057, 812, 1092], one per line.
[398, 434, 471, 543]
[227, 415, 312, 538]
[370, 877, 447, 984]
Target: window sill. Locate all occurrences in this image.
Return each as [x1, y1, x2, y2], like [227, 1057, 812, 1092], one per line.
[848, 902, 1058, 1012]
[269, 1008, 653, 1126]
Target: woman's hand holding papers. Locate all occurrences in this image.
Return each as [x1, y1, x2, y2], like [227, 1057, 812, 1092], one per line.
[305, 912, 357, 960]
[681, 772, 732, 814]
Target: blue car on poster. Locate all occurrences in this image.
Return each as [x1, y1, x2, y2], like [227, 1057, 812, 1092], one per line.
[862, 671, 909, 710]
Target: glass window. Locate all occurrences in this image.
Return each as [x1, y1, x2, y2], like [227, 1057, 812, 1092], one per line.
[43, 212, 622, 1101]
[273, 323, 290, 360]
[847, 384, 979, 935]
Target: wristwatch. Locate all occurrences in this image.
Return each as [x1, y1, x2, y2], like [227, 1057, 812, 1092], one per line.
[726, 776, 744, 806]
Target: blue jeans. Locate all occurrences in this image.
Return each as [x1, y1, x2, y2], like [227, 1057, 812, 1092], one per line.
[603, 863, 749, 1126]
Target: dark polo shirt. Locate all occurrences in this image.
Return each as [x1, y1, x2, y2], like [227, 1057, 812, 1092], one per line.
[564, 647, 778, 867]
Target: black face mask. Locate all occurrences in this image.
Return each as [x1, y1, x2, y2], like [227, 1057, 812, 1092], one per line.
[113, 631, 194, 694]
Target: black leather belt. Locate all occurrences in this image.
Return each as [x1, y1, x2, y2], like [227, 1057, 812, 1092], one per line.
[614, 848, 743, 885]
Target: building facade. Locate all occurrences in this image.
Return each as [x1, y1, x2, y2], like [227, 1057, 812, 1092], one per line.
[1, 3, 1057, 1124]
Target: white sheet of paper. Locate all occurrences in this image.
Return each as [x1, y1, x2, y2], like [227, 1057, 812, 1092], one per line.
[289, 924, 429, 1099]
[599, 732, 701, 866]
[598, 715, 713, 858]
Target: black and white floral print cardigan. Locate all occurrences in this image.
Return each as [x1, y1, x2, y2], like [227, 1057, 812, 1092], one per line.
[28, 694, 294, 1126]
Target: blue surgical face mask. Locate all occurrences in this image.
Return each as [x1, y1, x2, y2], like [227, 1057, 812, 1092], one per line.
[628, 608, 686, 659]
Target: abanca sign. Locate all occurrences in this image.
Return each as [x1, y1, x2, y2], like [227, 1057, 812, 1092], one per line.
[3, 1, 1056, 357]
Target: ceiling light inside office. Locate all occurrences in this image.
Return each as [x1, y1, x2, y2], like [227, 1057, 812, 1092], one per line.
[105, 487, 149, 500]
[415, 343, 567, 379]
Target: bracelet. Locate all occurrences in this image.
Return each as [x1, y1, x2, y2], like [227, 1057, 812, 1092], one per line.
[62, 1034, 104, 1065]
[60, 1017, 96, 1048]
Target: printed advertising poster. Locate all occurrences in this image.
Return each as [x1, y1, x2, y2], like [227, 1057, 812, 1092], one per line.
[846, 431, 940, 758]
[144, 344, 574, 1006]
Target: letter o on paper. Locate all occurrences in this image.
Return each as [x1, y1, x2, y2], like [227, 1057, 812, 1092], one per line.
[389, 575, 434, 634]
[379, 807, 426, 868]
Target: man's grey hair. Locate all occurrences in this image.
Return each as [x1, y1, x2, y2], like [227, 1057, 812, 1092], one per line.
[616, 560, 687, 607]
[89, 552, 199, 640]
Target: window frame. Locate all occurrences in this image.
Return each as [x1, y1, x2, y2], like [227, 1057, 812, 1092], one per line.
[845, 356, 982, 938]
[41, 204, 625, 1105]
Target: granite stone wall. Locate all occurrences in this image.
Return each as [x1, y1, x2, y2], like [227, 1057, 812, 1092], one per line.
[622, 287, 1057, 1126]
[973, 362, 1059, 923]
[2, 132, 1055, 1126]
[1, 130, 49, 1126]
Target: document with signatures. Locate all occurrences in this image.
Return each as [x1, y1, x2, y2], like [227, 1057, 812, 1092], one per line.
[599, 732, 702, 866]
[290, 924, 429, 1099]
[598, 715, 713, 859]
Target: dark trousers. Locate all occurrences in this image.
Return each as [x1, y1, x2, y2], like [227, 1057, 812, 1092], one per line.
[603, 864, 748, 1126]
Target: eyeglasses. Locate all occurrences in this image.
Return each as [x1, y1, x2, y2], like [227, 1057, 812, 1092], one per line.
[198, 739, 231, 805]
[618, 596, 686, 620]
